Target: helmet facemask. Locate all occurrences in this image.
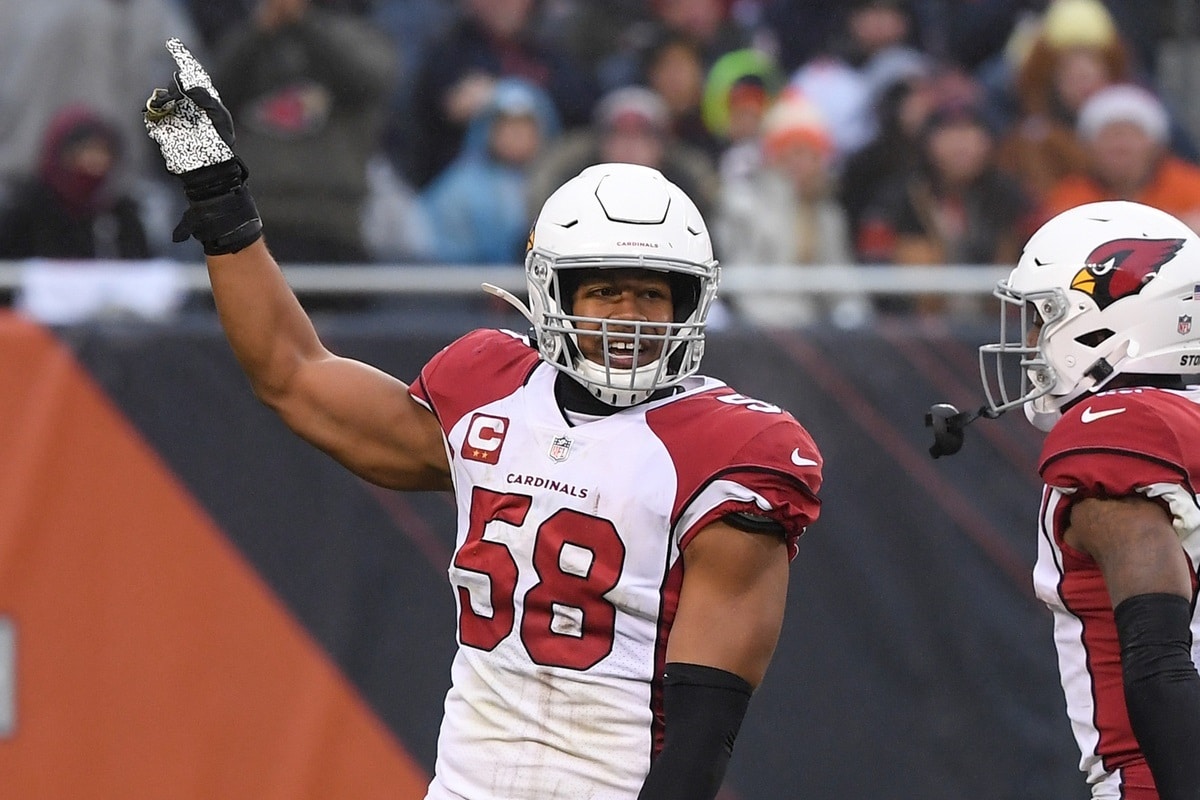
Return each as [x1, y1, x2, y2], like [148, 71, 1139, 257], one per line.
[489, 163, 720, 408]
[980, 284, 1075, 430]
[527, 251, 718, 407]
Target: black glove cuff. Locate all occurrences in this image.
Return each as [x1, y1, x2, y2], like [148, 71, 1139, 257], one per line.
[179, 158, 250, 202]
[173, 184, 263, 255]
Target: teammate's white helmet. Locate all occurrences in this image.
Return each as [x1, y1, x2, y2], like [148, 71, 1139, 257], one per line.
[980, 200, 1200, 431]
[523, 163, 720, 406]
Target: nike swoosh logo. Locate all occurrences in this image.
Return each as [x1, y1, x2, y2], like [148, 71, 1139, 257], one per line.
[1079, 406, 1126, 423]
[791, 448, 819, 468]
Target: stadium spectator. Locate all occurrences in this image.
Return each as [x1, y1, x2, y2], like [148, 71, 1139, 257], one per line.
[993, 0, 1135, 206]
[787, 0, 929, 164]
[859, 96, 1034, 312]
[640, 30, 723, 159]
[1041, 84, 1200, 233]
[420, 79, 560, 264]
[0, 106, 149, 261]
[715, 91, 869, 328]
[527, 85, 720, 225]
[701, 47, 783, 182]
[994, 0, 1197, 205]
[397, 0, 596, 188]
[206, 0, 397, 264]
[838, 61, 943, 255]
[0, 0, 199, 185]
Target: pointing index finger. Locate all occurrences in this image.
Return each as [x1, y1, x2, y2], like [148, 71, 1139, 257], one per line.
[164, 38, 222, 101]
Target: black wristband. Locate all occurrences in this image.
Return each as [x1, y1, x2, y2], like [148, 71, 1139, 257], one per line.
[1114, 592, 1200, 800]
[637, 663, 753, 800]
[171, 159, 262, 255]
[173, 186, 263, 255]
[179, 158, 249, 202]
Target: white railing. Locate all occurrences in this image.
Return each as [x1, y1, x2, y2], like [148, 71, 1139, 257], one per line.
[0, 260, 1011, 297]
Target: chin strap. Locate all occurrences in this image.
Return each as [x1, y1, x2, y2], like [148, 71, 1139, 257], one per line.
[482, 282, 534, 324]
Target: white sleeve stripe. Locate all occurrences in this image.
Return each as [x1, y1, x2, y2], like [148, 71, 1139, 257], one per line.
[674, 478, 771, 544]
[1138, 482, 1200, 541]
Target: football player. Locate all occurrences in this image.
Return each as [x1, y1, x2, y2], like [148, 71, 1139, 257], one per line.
[143, 40, 823, 800]
[980, 200, 1200, 800]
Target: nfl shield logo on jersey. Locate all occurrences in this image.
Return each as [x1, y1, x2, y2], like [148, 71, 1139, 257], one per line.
[548, 435, 573, 462]
[1180, 314, 1193, 335]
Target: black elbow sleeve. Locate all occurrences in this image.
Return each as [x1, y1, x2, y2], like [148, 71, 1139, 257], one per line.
[1114, 592, 1200, 800]
[637, 663, 753, 800]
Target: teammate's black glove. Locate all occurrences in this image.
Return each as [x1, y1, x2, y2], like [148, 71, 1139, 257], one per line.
[144, 38, 262, 255]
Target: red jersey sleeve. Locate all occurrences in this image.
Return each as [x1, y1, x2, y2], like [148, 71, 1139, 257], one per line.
[646, 388, 823, 560]
[409, 328, 541, 435]
[1039, 389, 1190, 498]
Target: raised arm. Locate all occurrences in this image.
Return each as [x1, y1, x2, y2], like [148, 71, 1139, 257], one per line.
[144, 39, 449, 491]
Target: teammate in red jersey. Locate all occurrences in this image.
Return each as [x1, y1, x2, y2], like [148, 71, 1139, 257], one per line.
[977, 200, 1200, 800]
[143, 40, 822, 800]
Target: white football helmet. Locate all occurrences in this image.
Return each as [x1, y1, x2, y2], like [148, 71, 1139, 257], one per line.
[489, 163, 720, 406]
[980, 200, 1200, 431]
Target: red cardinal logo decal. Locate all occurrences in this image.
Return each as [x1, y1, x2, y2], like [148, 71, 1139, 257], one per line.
[1070, 238, 1185, 309]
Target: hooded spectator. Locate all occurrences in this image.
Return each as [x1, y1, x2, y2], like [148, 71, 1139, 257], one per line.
[0, 106, 149, 260]
[0, 0, 199, 186]
[421, 79, 560, 264]
[701, 48, 783, 182]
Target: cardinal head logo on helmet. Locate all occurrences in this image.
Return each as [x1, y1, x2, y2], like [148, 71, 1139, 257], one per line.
[1070, 237, 1186, 309]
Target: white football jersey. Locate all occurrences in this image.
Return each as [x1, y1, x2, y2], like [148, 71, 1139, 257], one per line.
[409, 329, 822, 799]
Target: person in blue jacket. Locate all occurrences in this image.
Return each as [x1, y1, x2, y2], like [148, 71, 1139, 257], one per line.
[420, 78, 560, 265]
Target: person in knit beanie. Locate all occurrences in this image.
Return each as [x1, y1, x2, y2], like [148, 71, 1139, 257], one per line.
[716, 90, 871, 328]
[1042, 83, 1200, 233]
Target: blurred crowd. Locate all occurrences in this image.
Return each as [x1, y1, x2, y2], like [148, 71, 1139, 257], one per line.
[1, 0, 1199, 324]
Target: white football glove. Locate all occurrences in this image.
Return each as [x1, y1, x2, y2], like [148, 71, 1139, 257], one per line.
[143, 39, 261, 254]
[144, 38, 236, 175]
